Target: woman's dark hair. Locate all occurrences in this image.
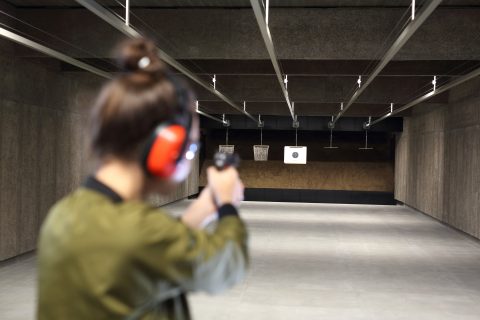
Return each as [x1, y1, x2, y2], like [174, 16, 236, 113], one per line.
[88, 38, 193, 160]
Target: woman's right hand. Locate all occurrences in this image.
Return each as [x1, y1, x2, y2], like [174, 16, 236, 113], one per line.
[207, 166, 242, 207]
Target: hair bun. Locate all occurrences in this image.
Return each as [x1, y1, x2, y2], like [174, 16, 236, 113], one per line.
[117, 38, 167, 76]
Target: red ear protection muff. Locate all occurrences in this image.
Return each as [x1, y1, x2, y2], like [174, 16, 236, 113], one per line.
[143, 123, 188, 178]
[141, 73, 194, 179]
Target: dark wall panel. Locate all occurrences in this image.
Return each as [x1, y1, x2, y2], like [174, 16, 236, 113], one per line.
[444, 96, 480, 239]
[0, 100, 21, 259]
[394, 131, 408, 202]
[395, 105, 446, 221]
[18, 103, 40, 253]
[37, 108, 58, 227]
[0, 52, 200, 261]
[396, 83, 480, 239]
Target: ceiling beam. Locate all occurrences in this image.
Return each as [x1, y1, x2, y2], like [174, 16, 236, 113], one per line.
[196, 102, 228, 125]
[0, 26, 224, 124]
[0, 26, 112, 79]
[367, 66, 480, 127]
[332, 0, 442, 125]
[250, 0, 294, 120]
[201, 114, 403, 133]
[57, 58, 477, 77]
[76, 0, 260, 126]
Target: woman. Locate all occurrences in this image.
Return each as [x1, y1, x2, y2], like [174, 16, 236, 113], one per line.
[37, 39, 248, 320]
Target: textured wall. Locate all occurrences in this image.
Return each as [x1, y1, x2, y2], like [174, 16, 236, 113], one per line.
[200, 160, 394, 192]
[394, 126, 408, 202]
[395, 81, 480, 239]
[443, 88, 480, 239]
[200, 126, 395, 193]
[395, 105, 446, 220]
[0, 50, 99, 260]
[0, 50, 199, 260]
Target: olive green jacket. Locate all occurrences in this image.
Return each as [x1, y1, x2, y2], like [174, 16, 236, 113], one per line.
[37, 186, 248, 320]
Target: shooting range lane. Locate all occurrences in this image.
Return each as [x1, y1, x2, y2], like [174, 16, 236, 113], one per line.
[1, 1, 480, 319]
[4, 201, 480, 320]
[152, 201, 480, 320]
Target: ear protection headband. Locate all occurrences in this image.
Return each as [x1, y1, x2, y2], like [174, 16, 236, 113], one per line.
[141, 74, 193, 179]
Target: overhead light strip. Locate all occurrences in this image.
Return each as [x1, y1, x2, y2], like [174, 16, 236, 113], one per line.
[367, 66, 480, 127]
[195, 101, 227, 124]
[250, 0, 295, 120]
[332, 0, 442, 125]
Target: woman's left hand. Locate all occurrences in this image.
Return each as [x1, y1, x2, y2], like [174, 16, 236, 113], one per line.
[181, 187, 217, 229]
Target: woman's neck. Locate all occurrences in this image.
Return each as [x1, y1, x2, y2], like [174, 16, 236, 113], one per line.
[95, 159, 145, 201]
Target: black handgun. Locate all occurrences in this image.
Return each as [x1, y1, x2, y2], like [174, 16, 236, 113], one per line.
[213, 152, 240, 171]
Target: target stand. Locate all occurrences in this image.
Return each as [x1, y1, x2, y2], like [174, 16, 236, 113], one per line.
[219, 145, 235, 155]
[253, 145, 269, 161]
[253, 116, 269, 161]
[218, 117, 234, 154]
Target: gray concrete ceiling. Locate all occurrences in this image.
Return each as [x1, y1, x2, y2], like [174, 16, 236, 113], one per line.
[1, 0, 479, 118]
[5, 0, 480, 8]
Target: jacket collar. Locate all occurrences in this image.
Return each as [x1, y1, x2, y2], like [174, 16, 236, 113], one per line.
[83, 176, 123, 203]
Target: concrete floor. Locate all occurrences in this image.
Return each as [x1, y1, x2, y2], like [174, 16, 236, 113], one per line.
[1, 201, 480, 319]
